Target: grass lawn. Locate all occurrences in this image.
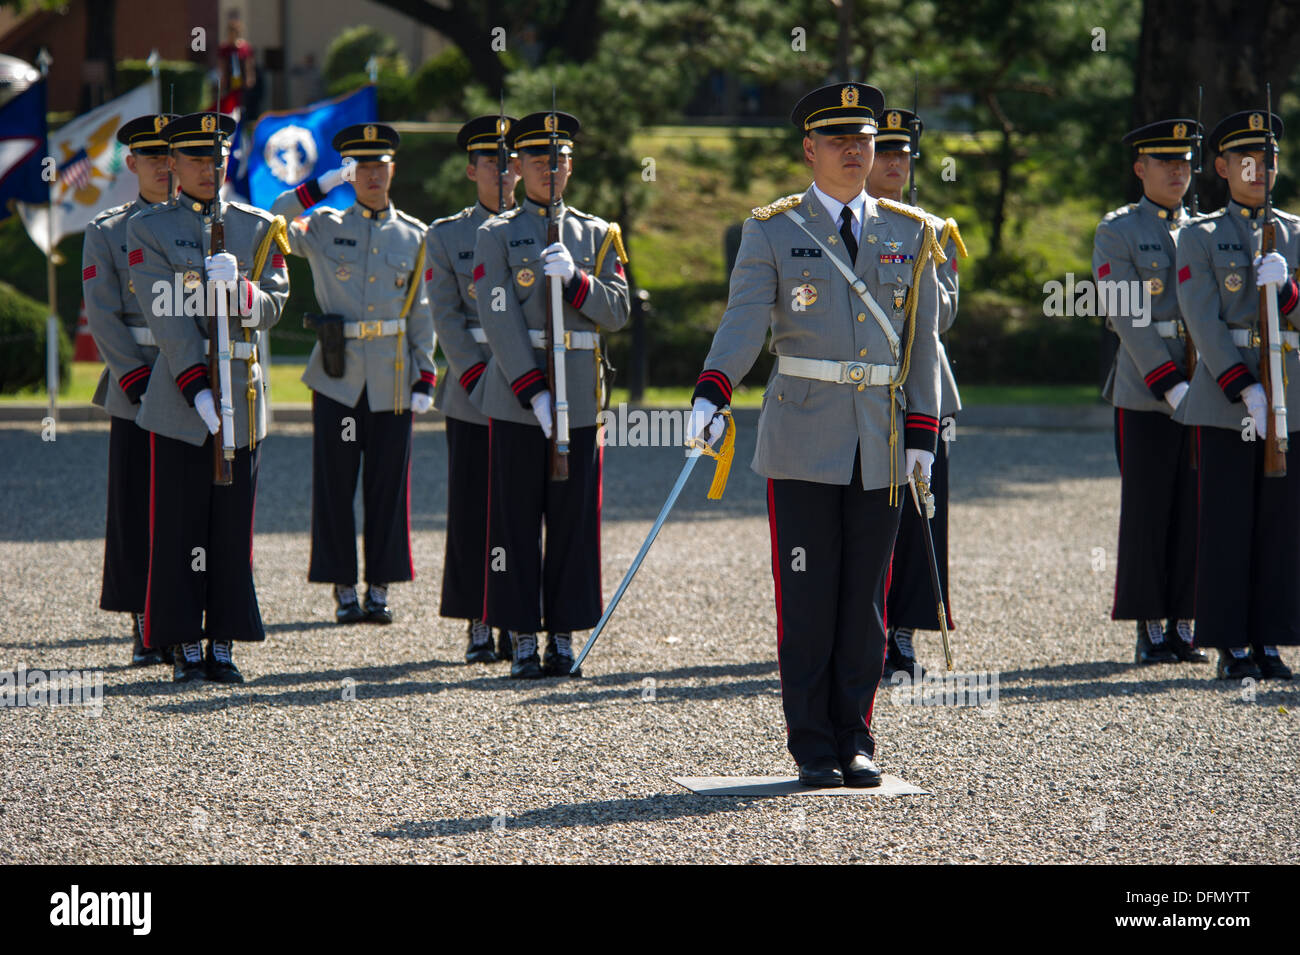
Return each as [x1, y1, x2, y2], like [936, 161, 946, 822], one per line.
[0, 362, 315, 405]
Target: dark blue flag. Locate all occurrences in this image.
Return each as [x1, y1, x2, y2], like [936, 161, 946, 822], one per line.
[0, 80, 49, 222]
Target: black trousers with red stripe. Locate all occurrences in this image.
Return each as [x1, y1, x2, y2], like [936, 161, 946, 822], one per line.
[887, 431, 954, 631]
[1111, 407, 1197, 621]
[767, 450, 900, 765]
[483, 419, 602, 635]
[143, 433, 263, 649]
[100, 415, 151, 613]
[1193, 425, 1300, 649]
[440, 416, 489, 620]
[309, 389, 414, 586]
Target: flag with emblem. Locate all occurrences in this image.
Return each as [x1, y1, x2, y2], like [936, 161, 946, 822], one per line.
[0, 67, 48, 224]
[245, 84, 377, 212]
[15, 81, 159, 254]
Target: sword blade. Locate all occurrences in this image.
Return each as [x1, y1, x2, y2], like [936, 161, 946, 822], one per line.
[571, 449, 704, 672]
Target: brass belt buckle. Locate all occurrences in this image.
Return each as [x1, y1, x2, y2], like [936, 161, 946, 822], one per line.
[358, 320, 383, 340]
[563, 331, 571, 348]
[1251, 329, 1262, 349]
[845, 362, 867, 383]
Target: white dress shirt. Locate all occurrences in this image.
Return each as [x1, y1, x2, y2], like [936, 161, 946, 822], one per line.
[811, 182, 870, 243]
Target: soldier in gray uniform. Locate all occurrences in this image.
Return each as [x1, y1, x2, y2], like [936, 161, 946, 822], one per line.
[1175, 109, 1300, 681]
[473, 109, 630, 679]
[270, 123, 436, 626]
[427, 114, 519, 663]
[83, 112, 177, 666]
[689, 83, 943, 788]
[867, 106, 966, 678]
[1093, 119, 1207, 666]
[126, 111, 290, 683]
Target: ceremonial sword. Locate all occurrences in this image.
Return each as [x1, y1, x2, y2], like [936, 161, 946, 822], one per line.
[909, 459, 953, 671]
[571, 413, 732, 673]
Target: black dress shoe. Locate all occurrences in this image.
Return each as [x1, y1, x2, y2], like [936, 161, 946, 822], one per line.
[541, 632, 581, 677]
[1135, 620, 1179, 665]
[1257, 649, 1294, 681]
[172, 642, 206, 684]
[363, 587, 393, 625]
[1167, 620, 1209, 663]
[1216, 649, 1261, 680]
[130, 613, 166, 666]
[509, 632, 543, 679]
[465, 620, 496, 664]
[884, 628, 924, 680]
[842, 753, 883, 788]
[335, 586, 366, 624]
[798, 756, 843, 788]
[205, 640, 245, 684]
[495, 628, 512, 662]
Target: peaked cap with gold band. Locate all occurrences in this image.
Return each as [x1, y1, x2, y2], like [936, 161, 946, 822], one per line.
[457, 114, 519, 154]
[116, 113, 181, 155]
[165, 111, 237, 156]
[511, 110, 580, 155]
[1121, 118, 1200, 159]
[875, 107, 922, 152]
[331, 122, 400, 162]
[1208, 110, 1284, 154]
[790, 82, 883, 136]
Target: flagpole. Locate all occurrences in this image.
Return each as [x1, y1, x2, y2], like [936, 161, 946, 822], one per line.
[37, 47, 57, 425]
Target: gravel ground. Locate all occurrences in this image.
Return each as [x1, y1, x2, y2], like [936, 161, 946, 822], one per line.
[1, 413, 1297, 864]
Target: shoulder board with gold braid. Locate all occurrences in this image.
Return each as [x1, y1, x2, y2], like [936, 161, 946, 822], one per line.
[939, 217, 968, 259]
[595, 222, 629, 275]
[876, 196, 929, 223]
[751, 194, 802, 221]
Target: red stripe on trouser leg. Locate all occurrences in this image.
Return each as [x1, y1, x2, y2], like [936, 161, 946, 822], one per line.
[596, 440, 604, 609]
[1112, 408, 1123, 618]
[767, 479, 789, 740]
[143, 431, 156, 649]
[406, 439, 414, 580]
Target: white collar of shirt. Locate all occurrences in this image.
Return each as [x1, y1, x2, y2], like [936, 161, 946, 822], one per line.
[811, 183, 869, 241]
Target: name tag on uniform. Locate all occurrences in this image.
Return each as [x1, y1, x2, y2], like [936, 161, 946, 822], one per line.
[333, 237, 357, 246]
[509, 238, 535, 247]
[1138, 243, 1161, 251]
[458, 250, 474, 260]
[880, 253, 913, 264]
[1217, 242, 1243, 251]
[790, 248, 822, 257]
[175, 239, 199, 249]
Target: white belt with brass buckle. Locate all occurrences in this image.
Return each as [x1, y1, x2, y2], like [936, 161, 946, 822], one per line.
[1232, 328, 1300, 348]
[204, 340, 257, 360]
[528, 329, 599, 350]
[469, 326, 488, 344]
[129, 325, 156, 346]
[1153, 320, 1183, 339]
[777, 355, 897, 386]
[344, 318, 406, 339]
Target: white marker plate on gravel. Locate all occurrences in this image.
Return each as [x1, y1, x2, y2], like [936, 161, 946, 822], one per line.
[672, 775, 930, 796]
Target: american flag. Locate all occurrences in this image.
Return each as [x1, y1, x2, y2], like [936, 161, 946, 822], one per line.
[58, 149, 92, 190]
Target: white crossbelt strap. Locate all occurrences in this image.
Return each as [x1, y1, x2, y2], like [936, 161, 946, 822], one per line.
[203, 340, 256, 360]
[528, 328, 599, 350]
[1231, 328, 1300, 348]
[1153, 320, 1181, 339]
[129, 325, 156, 346]
[777, 355, 897, 386]
[343, 318, 406, 338]
[782, 208, 900, 359]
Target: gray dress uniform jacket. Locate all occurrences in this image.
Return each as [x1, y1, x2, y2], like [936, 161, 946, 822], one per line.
[426, 202, 492, 425]
[1174, 200, 1300, 431]
[925, 210, 963, 419]
[270, 190, 435, 412]
[83, 198, 160, 419]
[1094, 196, 1192, 413]
[696, 186, 943, 492]
[126, 197, 290, 447]
[471, 198, 630, 426]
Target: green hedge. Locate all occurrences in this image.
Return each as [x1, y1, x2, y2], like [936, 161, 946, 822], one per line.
[0, 280, 69, 394]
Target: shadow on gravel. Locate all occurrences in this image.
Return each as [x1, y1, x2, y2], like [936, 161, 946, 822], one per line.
[372, 793, 758, 838]
[993, 675, 1233, 703]
[998, 661, 1134, 682]
[0, 632, 125, 650]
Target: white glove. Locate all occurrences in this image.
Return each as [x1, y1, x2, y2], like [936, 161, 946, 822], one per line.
[1254, 251, 1288, 288]
[1164, 380, 1189, 411]
[542, 241, 576, 282]
[1241, 382, 1268, 439]
[905, 448, 935, 484]
[194, 388, 220, 435]
[410, 392, 433, 414]
[204, 252, 238, 283]
[688, 397, 725, 447]
[319, 162, 351, 193]
[530, 390, 554, 439]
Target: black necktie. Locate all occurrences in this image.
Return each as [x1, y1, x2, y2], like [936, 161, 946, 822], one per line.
[839, 206, 858, 263]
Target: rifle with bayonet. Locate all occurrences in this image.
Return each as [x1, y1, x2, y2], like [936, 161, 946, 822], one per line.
[497, 90, 508, 215]
[1258, 82, 1288, 477]
[208, 85, 234, 486]
[545, 86, 570, 480]
[1186, 87, 1203, 469]
[909, 75, 920, 206]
